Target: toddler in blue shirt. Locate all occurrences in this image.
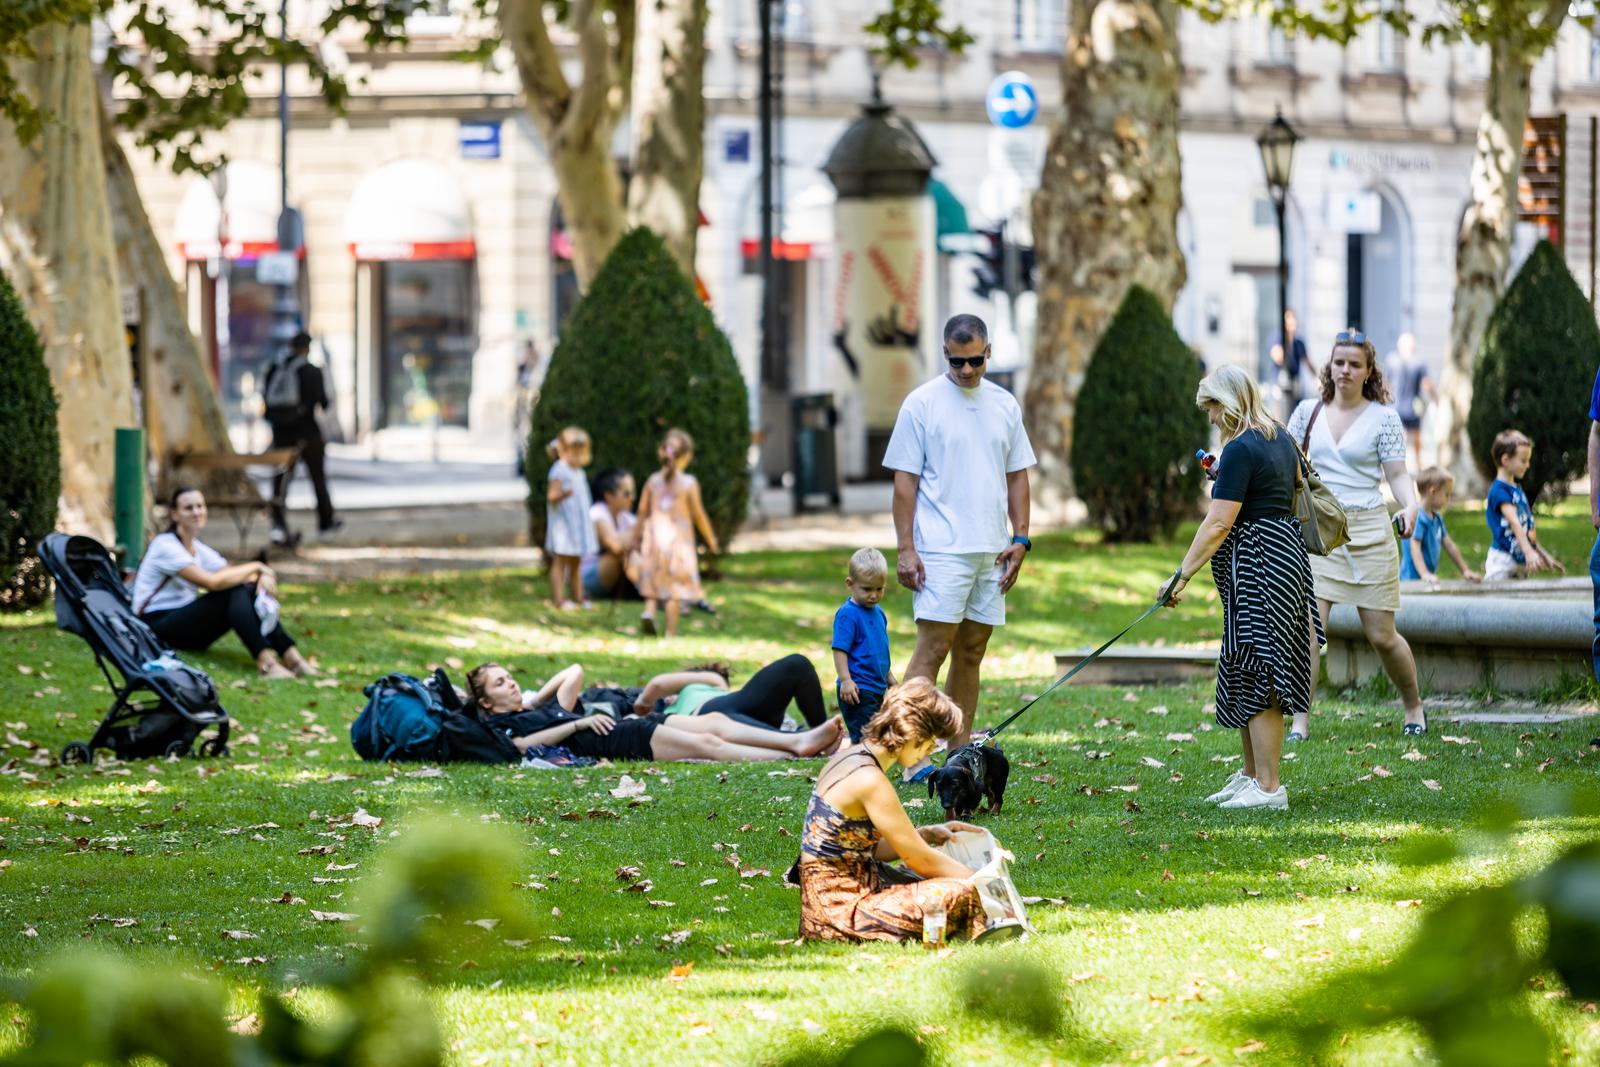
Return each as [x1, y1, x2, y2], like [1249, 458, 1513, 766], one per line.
[1400, 466, 1479, 585]
[831, 547, 896, 742]
[1483, 430, 1562, 581]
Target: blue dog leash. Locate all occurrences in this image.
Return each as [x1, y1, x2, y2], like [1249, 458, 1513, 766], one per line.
[976, 569, 1184, 747]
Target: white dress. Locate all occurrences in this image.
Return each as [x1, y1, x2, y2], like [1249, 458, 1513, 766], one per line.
[545, 460, 599, 558]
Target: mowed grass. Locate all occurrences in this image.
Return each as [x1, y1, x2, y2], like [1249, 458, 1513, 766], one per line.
[1, 504, 1599, 1066]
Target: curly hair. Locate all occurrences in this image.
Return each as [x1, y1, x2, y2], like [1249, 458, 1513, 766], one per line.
[1318, 333, 1393, 405]
[862, 678, 962, 751]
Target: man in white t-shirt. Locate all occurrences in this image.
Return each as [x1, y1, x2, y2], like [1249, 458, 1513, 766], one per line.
[883, 314, 1037, 762]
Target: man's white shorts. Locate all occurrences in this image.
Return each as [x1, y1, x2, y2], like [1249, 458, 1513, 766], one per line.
[913, 551, 1006, 626]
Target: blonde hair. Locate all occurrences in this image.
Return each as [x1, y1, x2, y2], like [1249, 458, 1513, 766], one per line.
[862, 678, 962, 751]
[546, 425, 591, 462]
[1195, 365, 1278, 441]
[660, 427, 694, 469]
[848, 547, 888, 583]
[1416, 466, 1454, 494]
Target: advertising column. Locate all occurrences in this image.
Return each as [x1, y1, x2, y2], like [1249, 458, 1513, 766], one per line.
[825, 93, 937, 479]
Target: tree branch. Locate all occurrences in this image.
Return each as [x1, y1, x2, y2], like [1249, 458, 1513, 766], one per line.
[562, 0, 614, 146]
[498, 0, 571, 134]
[609, 0, 635, 125]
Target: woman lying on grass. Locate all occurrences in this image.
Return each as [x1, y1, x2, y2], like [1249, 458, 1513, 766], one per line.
[796, 678, 990, 943]
[467, 662, 842, 763]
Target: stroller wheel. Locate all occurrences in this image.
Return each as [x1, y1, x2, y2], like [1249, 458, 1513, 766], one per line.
[164, 738, 192, 759]
[198, 737, 229, 759]
[60, 742, 93, 766]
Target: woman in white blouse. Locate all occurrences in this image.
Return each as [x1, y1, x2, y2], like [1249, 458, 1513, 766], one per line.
[1286, 331, 1425, 738]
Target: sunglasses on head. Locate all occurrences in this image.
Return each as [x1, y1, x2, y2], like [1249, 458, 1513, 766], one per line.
[945, 352, 988, 369]
[1335, 330, 1369, 345]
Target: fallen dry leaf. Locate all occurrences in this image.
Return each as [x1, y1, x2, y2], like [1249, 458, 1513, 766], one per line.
[221, 930, 257, 940]
[1234, 1040, 1266, 1054]
[310, 910, 357, 922]
[1371, 765, 1392, 778]
[1422, 779, 1441, 791]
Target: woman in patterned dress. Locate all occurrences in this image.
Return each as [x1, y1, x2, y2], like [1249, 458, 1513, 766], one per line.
[795, 678, 989, 942]
[1286, 331, 1424, 738]
[1162, 366, 1322, 812]
[632, 428, 720, 637]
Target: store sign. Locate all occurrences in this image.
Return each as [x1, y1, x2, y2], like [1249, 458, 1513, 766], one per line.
[1326, 190, 1382, 235]
[256, 251, 299, 285]
[1520, 116, 1564, 246]
[459, 120, 501, 160]
[724, 129, 751, 164]
[1328, 147, 1434, 174]
[349, 239, 477, 261]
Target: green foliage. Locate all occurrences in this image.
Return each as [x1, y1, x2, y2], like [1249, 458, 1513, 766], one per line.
[2, 0, 409, 174]
[1467, 240, 1599, 504]
[1, 815, 529, 1067]
[863, 0, 975, 70]
[1261, 793, 1600, 1067]
[1072, 286, 1207, 542]
[957, 955, 1065, 1037]
[0, 265, 59, 611]
[527, 227, 750, 553]
[1178, 0, 1582, 56]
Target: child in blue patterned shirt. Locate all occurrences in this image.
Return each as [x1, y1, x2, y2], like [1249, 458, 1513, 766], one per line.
[1401, 467, 1479, 585]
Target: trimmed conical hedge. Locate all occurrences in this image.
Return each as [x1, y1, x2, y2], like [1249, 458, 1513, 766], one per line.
[0, 266, 60, 609]
[1073, 286, 1208, 542]
[527, 228, 750, 552]
[1468, 240, 1599, 504]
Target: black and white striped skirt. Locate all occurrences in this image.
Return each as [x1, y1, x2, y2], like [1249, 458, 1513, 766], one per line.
[1210, 515, 1324, 729]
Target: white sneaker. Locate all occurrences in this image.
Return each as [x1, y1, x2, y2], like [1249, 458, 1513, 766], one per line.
[1218, 779, 1289, 810]
[1203, 771, 1252, 804]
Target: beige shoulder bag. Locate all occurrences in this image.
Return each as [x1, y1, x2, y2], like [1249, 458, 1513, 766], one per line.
[1291, 403, 1351, 556]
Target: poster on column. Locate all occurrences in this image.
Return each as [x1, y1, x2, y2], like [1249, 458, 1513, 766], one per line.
[829, 196, 936, 432]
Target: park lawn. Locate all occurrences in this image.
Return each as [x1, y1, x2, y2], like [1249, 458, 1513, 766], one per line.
[1, 511, 1598, 1065]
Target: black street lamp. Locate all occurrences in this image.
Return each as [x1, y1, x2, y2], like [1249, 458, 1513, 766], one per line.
[1257, 107, 1300, 403]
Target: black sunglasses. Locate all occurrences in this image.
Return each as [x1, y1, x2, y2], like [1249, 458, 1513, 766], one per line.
[945, 351, 988, 369]
[1335, 330, 1368, 345]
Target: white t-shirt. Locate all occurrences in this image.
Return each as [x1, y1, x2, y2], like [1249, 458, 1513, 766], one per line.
[1287, 399, 1406, 511]
[585, 502, 637, 565]
[131, 531, 228, 615]
[882, 375, 1037, 554]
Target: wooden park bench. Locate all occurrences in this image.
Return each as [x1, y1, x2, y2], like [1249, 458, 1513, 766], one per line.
[166, 447, 300, 550]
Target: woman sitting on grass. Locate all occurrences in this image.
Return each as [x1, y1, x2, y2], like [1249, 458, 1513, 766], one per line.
[131, 486, 315, 680]
[796, 678, 989, 943]
[467, 662, 841, 763]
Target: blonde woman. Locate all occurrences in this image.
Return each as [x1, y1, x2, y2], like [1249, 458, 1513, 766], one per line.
[1161, 366, 1322, 811]
[1286, 330, 1423, 738]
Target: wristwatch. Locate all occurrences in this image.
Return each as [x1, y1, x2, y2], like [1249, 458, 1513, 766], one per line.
[1011, 535, 1032, 552]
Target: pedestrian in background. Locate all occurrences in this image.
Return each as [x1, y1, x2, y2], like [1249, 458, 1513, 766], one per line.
[1383, 332, 1435, 470]
[545, 426, 598, 609]
[1269, 309, 1316, 421]
[263, 331, 341, 547]
[633, 428, 720, 637]
[1287, 330, 1426, 738]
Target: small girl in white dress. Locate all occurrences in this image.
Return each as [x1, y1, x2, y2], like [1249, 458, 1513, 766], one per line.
[545, 426, 599, 609]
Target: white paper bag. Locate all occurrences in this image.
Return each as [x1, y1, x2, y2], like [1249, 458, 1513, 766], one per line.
[939, 828, 1034, 933]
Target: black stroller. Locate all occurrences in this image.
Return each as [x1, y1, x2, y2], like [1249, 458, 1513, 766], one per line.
[38, 533, 230, 764]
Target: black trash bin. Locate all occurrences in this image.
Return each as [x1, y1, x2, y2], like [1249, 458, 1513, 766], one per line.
[791, 393, 841, 513]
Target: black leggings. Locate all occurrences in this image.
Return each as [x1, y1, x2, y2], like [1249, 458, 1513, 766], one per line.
[144, 583, 295, 660]
[699, 654, 826, 729]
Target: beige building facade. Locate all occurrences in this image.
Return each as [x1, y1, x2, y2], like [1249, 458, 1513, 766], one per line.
[123, 1, 1600, 467]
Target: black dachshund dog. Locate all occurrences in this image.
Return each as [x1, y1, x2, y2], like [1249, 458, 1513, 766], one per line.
[927, 742, 1010, 820]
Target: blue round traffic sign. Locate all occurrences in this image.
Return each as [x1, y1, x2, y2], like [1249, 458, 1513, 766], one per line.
[986, 72, 1038, 129]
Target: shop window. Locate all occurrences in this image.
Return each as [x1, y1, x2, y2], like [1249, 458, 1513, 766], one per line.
[378, 260, 476, 428]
